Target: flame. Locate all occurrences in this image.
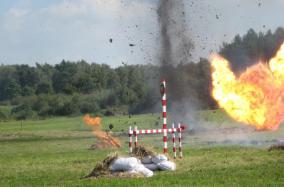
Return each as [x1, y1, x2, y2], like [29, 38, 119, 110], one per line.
[211, 42, 284, 130]
[83, 114, 121, 147]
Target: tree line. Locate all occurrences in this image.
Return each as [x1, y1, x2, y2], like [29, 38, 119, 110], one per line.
[221, 27, 284, 73]
[0, 27, 283, 120]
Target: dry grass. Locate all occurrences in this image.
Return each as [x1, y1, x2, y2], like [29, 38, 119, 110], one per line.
[83, 152, 118, 178]
[131, 145, 155, 159]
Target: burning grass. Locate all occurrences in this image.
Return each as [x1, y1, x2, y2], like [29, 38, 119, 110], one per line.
[83, 114, 121, 148]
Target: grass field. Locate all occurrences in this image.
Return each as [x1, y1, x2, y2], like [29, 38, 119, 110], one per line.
[0, 111, 283, 187]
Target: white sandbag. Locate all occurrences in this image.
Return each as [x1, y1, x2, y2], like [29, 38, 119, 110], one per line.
[141, 155, 153, 164]
[109, 157, 140, 171]
[151, 154, 168, 164]
[133, 164, 154, 177]
[157, 161, 176, 171]
[143, 163, 159, 171]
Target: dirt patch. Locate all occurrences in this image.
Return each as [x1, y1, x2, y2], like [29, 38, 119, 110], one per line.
[89, 139, 120, 150]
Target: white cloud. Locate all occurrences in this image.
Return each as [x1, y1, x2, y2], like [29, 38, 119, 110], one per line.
[44, 0, 155, 22]
[47, 0, 88, 18]
[2, 8, 30, 32]
[0, 0, 158, 66]
[8, 7, 29, 17]
[2, 0, 284, 66]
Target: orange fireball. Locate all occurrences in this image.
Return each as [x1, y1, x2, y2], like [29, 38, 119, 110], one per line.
[211, 42, 284, 130]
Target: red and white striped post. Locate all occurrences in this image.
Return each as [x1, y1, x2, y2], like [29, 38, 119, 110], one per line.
[127, 80, 185, 158]
[178, 123, 183, 158]
[129, 126, 132, 153]
[134, 126, 138, 147]
[172, 123, 177, 159]
[160, 79, 167, 153]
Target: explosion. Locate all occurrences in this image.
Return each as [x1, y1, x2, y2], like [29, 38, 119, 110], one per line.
[211, 42, 284, 130]
[83, 114, 121, 148]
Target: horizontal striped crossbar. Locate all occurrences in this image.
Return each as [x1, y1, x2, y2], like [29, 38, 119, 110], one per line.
[129, 127, 183, 135]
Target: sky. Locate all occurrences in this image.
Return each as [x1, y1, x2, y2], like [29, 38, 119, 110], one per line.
[0, 0, 284, 67]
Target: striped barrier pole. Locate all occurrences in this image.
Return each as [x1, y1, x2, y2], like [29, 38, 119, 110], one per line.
[172, 123, 177, 159]
[134, 126, 138, 147]
[161, 79, 167, 153]
[128, 126, 184, 157]
[135, 128, 179, 134]
[129, 126, 132, 154]
[178, 123, 183, 158]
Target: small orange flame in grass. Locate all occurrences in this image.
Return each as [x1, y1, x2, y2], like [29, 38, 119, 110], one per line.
[211, 42, 284, 131]
[83, 114, 121, 148]
[83, 114, 101, 127]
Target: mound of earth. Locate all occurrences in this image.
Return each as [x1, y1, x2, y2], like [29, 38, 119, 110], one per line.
[131, 145, 155, 158]
[83, 152, 118, 178]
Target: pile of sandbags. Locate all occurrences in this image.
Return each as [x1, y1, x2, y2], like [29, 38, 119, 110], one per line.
[109, 157, 153, 177]
[109, 154, 176, 177]
[141, 154, 176, 172]
[85, 146, 177, 178]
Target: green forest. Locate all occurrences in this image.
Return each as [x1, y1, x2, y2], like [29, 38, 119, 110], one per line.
[1, 27, 284, 120]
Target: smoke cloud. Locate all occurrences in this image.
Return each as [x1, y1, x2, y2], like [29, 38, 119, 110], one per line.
[157, 0, 193, 67]
[155, 1, 281, 146]
[157, 0, 197, 123]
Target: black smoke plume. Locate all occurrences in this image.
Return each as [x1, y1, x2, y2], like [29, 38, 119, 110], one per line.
[157, 0, 196, 120]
